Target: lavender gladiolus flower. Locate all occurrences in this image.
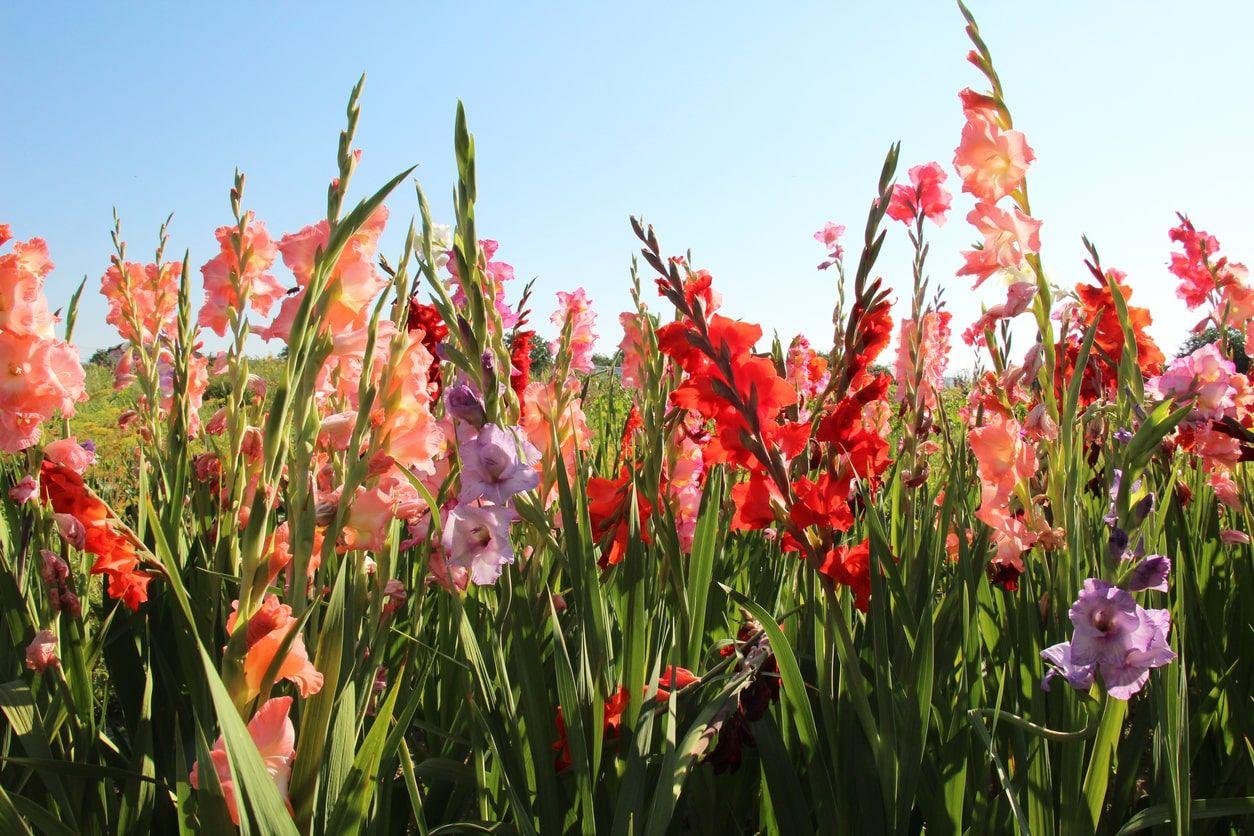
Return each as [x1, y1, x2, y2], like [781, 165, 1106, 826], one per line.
[1041, 578, 1175, 700]
[441, 504, 517, 586]
[458, 424, 540, 505]
[446, 383, 487, 428]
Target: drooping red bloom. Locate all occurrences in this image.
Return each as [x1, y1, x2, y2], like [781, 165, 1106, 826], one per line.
[407, 300, 448, 398]
[586, 469, 654, 567]
[509, 329, 535, 402]
[730, 470, 784, 531]
[40, 461, 152, 610]
[819, 538, 872, 611]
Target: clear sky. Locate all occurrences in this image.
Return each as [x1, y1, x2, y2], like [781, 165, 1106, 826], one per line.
[4, 1, 1252, 369]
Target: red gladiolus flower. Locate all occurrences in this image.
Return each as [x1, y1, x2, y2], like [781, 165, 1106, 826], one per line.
[586, 469, 653, 567]
[39, 460, 152, 610]
[819, 539, 872, 612]
[553, 666, 699, 771]
[1073, 269, 1165, 393]
[509, 329, 535, 401]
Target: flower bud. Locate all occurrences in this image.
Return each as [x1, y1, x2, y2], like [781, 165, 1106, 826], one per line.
[446, 383, 487, 428]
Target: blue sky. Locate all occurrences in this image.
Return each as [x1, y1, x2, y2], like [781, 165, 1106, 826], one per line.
[4, 1, 1252, 369]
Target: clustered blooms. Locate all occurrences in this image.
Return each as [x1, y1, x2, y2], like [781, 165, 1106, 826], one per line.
[969, 412, 1039, 589]
[952, 74, 1042, 349]
[0, 226, 87, 452]
[893, 309, 952, 412]
[198, 213, 285, 337]
[40, 460, 153, 609]
[550, 288, 598, 375]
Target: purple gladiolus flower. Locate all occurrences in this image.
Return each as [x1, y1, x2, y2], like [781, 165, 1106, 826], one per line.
[1125, 555, 1170, 593]
[1041, 579, 1175, 700]
[458, 424, 540, 505]
[441, 504, 517, 586]
[446, 383, 487, 428]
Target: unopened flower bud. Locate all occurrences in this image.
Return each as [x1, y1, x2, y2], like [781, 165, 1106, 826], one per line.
[446, 383, 486, 428]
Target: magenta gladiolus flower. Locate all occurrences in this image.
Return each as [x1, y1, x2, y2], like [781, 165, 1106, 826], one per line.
[1042, 579, 1175, 700]
[440, 504, 517, 586]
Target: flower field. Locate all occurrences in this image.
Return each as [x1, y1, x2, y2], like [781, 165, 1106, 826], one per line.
[1, 5, 1251, 834]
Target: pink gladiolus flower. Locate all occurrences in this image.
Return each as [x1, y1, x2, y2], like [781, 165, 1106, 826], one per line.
[813, 222, 845, 269]
[441, 503, 517, 586]
[198, 213, 285, 337]
[53, 512, 86, 549]
[550, 288, 599, 375]
[1220, 529, 1250, 545]
[618, 312, 648, 390]
[43, 437, 95, 474]
[668, 434, 705, 553]
[953, 111, 1035, 202]
[886, 162, 952, 226]
[1168, 217, 1223, 309]
[893, 310, 952, 411]
[1146, 344, 1235, 421]
[969, 412, 1036, 501]
[191, 696, 296, 826]
[785, 335, 830, 406]
[957, 202, 1042, 287]
[8, 475, 37, 503]
[962, 281, 1037, 346]
[25, 629, 59, 672]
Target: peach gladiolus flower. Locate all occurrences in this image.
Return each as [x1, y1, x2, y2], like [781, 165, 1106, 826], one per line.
[969, 412, 1036, 502]
[953, 111, 1035, 203]
[521, 379, 591, 478]
[100, 260, 181, 345]
[0, 236, 56, 338]
[259, 206, 389, 341]
[0, 230, 87, 453]
[957, 202, 1042, 287]
[550, 288, 599, 375]
[226, 595, 324, 700]
[198, 213, 285, 337]
[191, 696, 296, 826]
